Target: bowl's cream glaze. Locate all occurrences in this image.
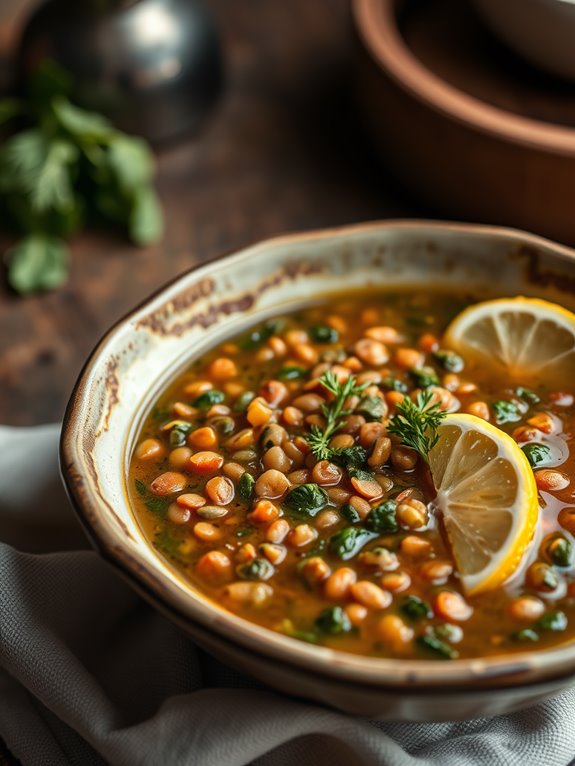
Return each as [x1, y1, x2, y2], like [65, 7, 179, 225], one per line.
[61, 221, 575, 720]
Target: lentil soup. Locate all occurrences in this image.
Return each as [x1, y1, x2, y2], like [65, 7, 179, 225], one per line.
[128, 290, 575, 660]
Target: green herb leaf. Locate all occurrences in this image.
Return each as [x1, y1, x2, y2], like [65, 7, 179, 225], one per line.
[401, 595, 432, 620]
[238, 472, 255, 503]
[134, 477, 171, 518]
[169, 422, 193, 447]
[0, 130, 78, 213]
[193, 390, 225, 409]
[387, 390, 446, 463]
[153, 529, 186, 562]
[277, 366, 308, 380]
[513, 628, 539, 642]
[6, 236, 69, 293]
[315, 606, 351, 635]
[340, 503, 361, 523]
[536, 610, 568, 632]
[330, 446, 368, 470]
[409, 366, 440, 389]
[235, 527, 254, 538]
[515, 387, 540, 406]
[366, 500, 398, 533]
[522, 443, 552, 468]
[107, 134, 154, 193]
[130, 187, 163, 246]
[240, 320, 282, 350]
[236, 557, 275, 581]
[52, 96, 113, 141]
[434, 623, 463, 643]
[281, 621, 319, 643]
[381, 377, 408, 393]
[417, 633, 459, 659]
[329, 526, 378, 560]
[306, 371, 368, 461]
[432, 350, 464, 373]
[492, 400, 522, 424]
[356, 396, 387, 422]
[283, 483, 328, 518]
[211, 416, 235, 436]
[310, 325, 339, 344]
[546, 535, 574, 568]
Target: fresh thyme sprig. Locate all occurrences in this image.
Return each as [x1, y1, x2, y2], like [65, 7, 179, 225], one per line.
[387, 390, 446, 464]
[306, 371, 368, 461]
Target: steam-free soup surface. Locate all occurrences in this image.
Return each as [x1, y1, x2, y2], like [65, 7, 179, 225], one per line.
[129, 290, 575, 659]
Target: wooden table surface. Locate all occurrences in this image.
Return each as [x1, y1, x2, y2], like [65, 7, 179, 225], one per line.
[0, 0, 423, 427]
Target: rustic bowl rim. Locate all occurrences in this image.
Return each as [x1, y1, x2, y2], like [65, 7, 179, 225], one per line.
[352, 0, 575, 156]
[60, 219, 575, 692]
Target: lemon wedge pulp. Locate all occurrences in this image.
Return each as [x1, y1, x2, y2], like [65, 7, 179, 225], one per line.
[428, 414, 539, 596]
[444, 296, 575, 386]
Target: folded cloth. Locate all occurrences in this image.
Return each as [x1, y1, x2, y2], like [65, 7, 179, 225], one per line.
[1, 425, 574, 766]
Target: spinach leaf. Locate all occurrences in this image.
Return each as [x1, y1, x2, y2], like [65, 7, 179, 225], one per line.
[134, 478, 170, 518]
[240, 320, 282, 350]
[513, 628, 539, 642]
[536, 610, 568, 632]
[277, 366, 308, 380]
[283, 484, 328, 517]
[522, 443, 552, 468]
[238, 472, 255, 503]
[366, 500, 398, 534]
[401, 595, 432, 620]
[381, 377, 408, 393]
[340, 503, 361, 523]
[236, 558, 275, 581]
[492, 400, 521, 424]
[193, 390, 225, 409]
[409, 367, 440, 388]
[315, 606, 351, 635]
[432, 350, 464, 373]
[329, 527, 378, 560]
[356, 396, 387, 421]
[330, 446, 368, 470]
[310, 325, 339, 344]
[515, 387, 540, 406]
[417, 633, 459, 659]
[546, 535, 574, 568]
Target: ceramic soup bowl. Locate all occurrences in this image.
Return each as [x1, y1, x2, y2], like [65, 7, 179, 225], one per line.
[61, 221, 575, 721]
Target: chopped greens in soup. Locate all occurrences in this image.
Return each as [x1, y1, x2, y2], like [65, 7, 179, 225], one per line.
[129, 290, 575, 659]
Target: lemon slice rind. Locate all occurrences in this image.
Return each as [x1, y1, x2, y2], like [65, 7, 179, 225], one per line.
[429, 414, 539, 596]
[444, 296, 575, 385]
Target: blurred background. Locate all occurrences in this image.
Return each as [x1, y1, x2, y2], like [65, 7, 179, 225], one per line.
[0, 0, 415, 428]
[2, 0, 575, 427]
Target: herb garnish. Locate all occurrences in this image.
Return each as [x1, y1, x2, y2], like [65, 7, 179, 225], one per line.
[387, 390, 446, 464]
[306, 371, 368, 461]
[0, 64, 163, 293]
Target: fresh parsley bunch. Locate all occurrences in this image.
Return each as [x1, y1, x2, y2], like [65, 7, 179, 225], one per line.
[0, 64, 163, 293]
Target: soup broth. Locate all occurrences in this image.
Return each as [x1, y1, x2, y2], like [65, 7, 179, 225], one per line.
[128, 289, 575, 659]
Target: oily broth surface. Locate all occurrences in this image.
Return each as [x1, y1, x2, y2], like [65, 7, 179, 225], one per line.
[129, 289, 575, 659]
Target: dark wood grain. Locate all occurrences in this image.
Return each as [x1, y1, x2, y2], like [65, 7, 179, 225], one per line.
[0, 0, 420, 426]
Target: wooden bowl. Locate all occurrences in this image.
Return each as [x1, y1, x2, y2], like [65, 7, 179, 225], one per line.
[352, 0, 575, 244]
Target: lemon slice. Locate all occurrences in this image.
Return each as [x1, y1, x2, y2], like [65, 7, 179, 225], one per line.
[444, 296, 575, 385]
[428, 414, 539, 596]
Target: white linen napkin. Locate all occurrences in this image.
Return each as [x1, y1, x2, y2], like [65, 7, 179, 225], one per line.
[1, 424, 574, 766]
